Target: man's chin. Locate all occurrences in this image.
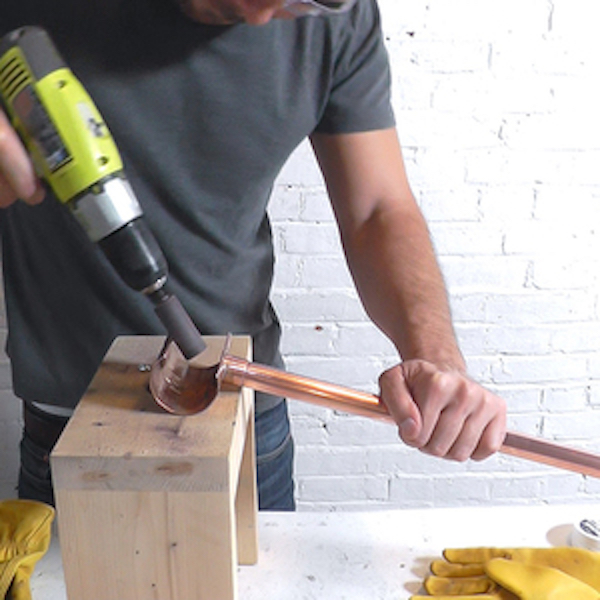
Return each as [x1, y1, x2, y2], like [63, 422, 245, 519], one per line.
[179, 5, 296, 25]
[180, 8, 239, 24]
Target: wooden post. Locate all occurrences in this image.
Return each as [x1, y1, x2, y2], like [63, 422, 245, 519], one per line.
[51, 335, 258, 600]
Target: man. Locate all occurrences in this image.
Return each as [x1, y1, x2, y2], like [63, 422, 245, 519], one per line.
[0, 0, 506, 510]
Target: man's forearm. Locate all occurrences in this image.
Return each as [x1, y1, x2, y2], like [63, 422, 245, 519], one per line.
[341, 198, 466, 373]
[313, 128, 506, 460]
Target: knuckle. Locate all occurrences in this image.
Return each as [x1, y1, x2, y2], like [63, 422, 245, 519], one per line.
[430, 371, 468, 400]
[422, 444, 445, 458]
[421, 432, 452, 458]
[379, 364, 403, 390]
[472, 441, 497, 460]
[378, 366, 395, 390]
[406, 429, 431, 451]
[430, 370, 455, 394]
[447, 449, 470, 462]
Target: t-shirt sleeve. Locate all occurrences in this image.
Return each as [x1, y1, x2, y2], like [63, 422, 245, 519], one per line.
[315, 0, 396, 134]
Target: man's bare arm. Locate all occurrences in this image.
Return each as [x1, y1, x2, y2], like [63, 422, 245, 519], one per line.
[312, 128, 462, 370]
[311, 128, 506, 461]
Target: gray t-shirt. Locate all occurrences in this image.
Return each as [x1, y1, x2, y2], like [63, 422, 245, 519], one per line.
[0, 0, 395, 410]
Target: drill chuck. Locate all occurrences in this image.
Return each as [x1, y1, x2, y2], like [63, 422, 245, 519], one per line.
[69, 176, 143, 243]
[98, 217, 168, 294]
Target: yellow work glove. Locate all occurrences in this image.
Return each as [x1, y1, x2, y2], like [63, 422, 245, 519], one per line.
[431, 546, 600, 592]
[0, 500, 54, 600]
[410, 557, 600, 599]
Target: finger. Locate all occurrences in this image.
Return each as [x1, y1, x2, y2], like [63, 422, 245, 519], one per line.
[0, 173, 45, 207]
[444, 548, 512, 564]
[0, 173, 19, 208]
[379, 365, 422, 445]
[0, 110, 44, 204]
[401, 361, 460, 449]
[430, 560, 485, 577]
[0, 172, 45, 208]
[445, 416, 490, 462]
[470, 411, 507, 461]
[425, 574, 495, 595]
[411, 596, 499, 600]
[443, 419, 489, 462]
[441, 389, 506, 461]
[419, 386, 473, 459]
[402, 362, 507, 460]
[427, 397, 495, 461]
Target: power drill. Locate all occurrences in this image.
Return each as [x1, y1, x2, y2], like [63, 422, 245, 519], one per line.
[0, 26, 206, 359]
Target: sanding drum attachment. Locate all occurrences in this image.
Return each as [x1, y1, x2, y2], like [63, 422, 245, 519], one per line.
[153, 294, 206, 359]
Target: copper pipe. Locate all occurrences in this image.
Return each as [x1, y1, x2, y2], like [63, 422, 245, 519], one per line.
[501, 432, 600, 479]
[149, 340, 600, 479]
[219, 354, 390, 421]
[218, 354, 600, 479]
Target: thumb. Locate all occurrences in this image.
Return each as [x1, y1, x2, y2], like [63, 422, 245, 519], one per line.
[486, 558, 600, 599]
[379, 365, 422, 444]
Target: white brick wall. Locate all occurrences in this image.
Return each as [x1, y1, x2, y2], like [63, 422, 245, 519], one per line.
[2, 0, 600, 510]
[272, 0, 600, 510]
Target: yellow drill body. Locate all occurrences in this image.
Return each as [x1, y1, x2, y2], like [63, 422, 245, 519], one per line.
[0, 45, 122, 204]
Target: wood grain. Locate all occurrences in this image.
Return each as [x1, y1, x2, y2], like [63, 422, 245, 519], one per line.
[51, 335, 257, 600]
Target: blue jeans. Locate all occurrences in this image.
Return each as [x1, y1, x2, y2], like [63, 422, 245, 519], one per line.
[19, 399, 295, 511]
[255, 400, 295, 511]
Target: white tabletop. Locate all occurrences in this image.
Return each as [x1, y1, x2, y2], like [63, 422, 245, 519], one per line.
[31, 504, 597, 599]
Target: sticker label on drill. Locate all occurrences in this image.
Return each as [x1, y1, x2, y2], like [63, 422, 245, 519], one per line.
[13, 85, 70, 171]
[77, 102, 107, 138]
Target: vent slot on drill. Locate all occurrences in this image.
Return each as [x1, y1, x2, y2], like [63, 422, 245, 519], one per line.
[0, 56, 31, 100]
